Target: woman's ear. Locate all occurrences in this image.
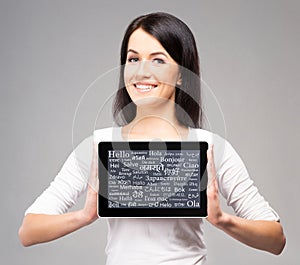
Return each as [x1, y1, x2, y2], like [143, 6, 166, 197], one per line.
[176, 72, 182, 86]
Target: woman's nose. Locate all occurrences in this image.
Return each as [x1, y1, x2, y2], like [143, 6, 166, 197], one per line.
[135, 60, 151, 78]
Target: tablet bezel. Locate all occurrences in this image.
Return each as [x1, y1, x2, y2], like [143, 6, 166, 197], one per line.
[98, 141, 208, 218]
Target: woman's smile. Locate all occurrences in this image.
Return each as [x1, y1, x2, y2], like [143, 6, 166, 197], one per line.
[133, 82, 158, 93]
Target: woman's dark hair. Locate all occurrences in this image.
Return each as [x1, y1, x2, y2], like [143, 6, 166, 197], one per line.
[113, 12, 203, 128]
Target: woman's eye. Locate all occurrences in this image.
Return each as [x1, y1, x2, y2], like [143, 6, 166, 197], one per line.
[153, 58, 165, 64]
[127, 57, 139, 63]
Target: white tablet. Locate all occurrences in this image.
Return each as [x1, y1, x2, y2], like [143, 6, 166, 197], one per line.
[98, 141, 208, 217]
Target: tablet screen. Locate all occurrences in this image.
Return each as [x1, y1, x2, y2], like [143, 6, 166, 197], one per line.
[98, 141, 208, 217]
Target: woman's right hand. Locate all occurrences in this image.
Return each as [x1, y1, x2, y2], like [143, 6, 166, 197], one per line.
[79, 185, 99, 225]
[80, 143, 99, 224]
[19, 142, 99, 246]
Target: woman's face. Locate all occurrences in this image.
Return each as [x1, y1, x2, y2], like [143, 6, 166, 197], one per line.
[124, 28, 181, 106]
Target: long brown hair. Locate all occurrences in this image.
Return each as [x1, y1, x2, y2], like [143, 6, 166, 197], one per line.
[113, 12, 203, 128]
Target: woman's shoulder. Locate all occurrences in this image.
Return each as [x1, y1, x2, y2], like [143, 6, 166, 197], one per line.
[190, 127, 232, 163]
[93, 126, 122, 143]
[189, 127, 225, 144]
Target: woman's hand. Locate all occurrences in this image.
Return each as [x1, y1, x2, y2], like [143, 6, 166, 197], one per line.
[79, 143, 99, 224]
[206, 145, 226, 227]
[205, 145, 286, 254]
[19, 143, 100, 246]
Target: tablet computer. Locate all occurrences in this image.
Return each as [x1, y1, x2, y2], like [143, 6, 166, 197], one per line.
[98, 141, 208, 217]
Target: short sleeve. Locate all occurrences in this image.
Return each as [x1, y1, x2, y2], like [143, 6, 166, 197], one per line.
[24, 135, 93, 215]
[216, 139, 280, 221]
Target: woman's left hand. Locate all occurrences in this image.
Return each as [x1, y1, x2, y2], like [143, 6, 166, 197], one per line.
[205, 145, 286, 254]
[206, 145, 225, 227]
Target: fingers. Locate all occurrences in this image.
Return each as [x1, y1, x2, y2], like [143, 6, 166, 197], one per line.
[207, 144, 217, 187]
[207, 144, 215, 167]
[88, 142, 99, 193]
[207, 144, 215, 172]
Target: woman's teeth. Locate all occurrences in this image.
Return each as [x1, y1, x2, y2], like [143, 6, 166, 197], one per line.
[135, 84, 157, 90]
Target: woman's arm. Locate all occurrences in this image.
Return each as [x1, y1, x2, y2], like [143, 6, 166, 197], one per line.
[19, 141, 99, 247]
[206, 145, 286, 255]
[18, 185, 98, 247]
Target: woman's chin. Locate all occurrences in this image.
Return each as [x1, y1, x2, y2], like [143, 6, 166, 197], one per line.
[133, 96, 171, 108]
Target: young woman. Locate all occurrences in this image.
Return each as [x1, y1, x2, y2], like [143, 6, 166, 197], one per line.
[19, 12, 286, 264]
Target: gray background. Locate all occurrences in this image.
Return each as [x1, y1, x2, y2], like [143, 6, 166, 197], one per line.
[1, 0, 299, 264]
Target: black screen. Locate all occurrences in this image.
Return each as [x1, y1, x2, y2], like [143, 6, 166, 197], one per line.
[98, 141, 208, 217]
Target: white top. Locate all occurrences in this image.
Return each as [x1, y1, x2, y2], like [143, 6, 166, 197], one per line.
[25, 127, 280, 265]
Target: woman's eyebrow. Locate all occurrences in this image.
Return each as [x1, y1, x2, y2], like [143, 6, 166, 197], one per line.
[127, 49, 138, 54]
[127, 49, 168, 58]
[150, 52, 168, 58]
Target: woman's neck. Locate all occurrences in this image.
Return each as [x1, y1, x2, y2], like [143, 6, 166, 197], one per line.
[122, 101, 189, 140]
